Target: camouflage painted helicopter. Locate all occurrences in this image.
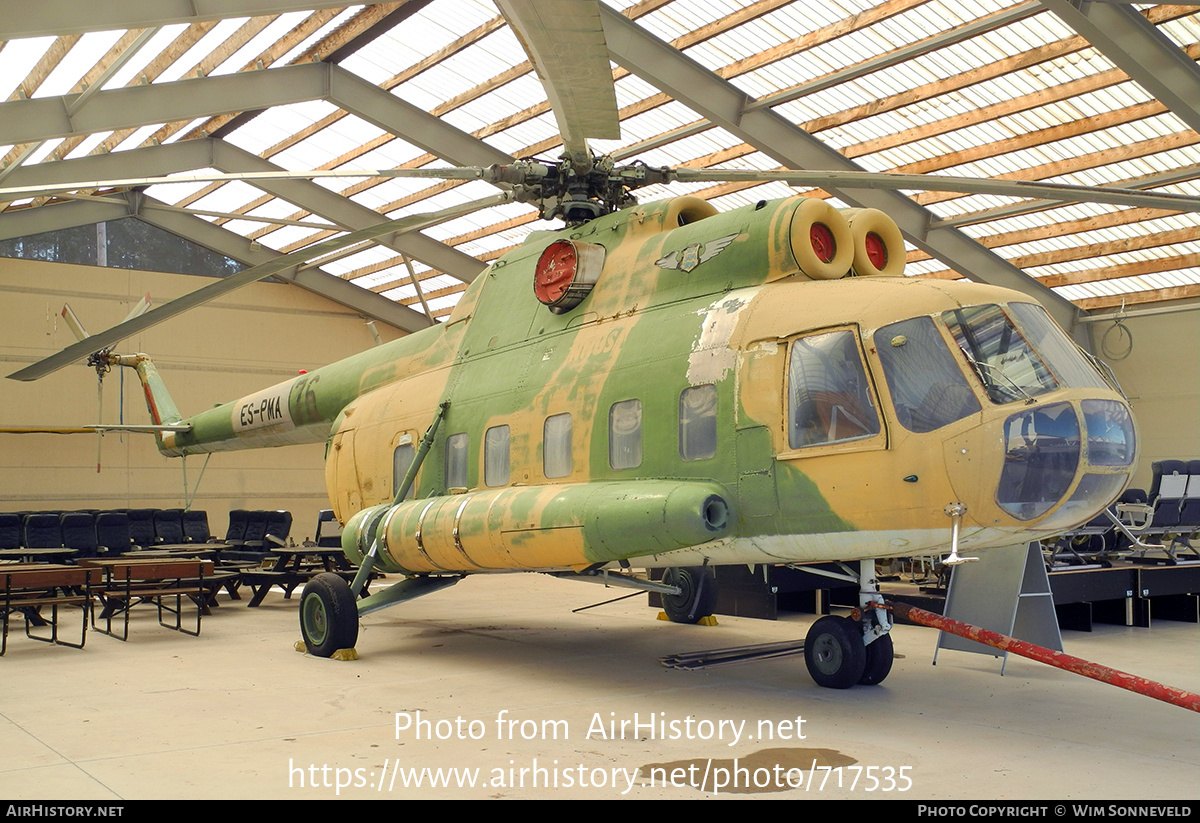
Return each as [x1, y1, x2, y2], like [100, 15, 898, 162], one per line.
[7, 1, 1185, 689]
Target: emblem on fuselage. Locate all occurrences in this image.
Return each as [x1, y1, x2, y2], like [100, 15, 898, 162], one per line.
[655, 233, 738, 273]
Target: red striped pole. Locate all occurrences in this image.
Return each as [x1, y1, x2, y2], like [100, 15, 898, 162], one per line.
[888, 601, 1200, 713]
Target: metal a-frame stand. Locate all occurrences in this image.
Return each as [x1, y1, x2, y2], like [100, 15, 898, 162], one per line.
[934, 542, 1062, 674]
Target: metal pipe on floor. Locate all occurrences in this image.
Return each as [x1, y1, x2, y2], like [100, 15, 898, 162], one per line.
[888, 601, 1200, 713]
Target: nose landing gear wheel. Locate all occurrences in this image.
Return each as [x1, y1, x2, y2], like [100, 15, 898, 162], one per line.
[804, 615, 866, 689]
[300, 573, 359, 657]
[661, 566, 718, 624]
[859, 633, 894, 686]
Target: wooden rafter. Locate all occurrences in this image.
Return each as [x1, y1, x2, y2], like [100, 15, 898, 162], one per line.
[1075, 284, 1199, 311]
[1037, 254, 1197, 289]
[172, 3, 406, 148]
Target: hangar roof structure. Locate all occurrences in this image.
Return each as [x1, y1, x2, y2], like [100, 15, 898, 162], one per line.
[0, 1, 1196, 336]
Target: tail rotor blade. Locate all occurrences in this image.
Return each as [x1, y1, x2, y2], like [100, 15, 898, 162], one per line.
[121, 293, 152, 324]
[61, 304, 89, 343]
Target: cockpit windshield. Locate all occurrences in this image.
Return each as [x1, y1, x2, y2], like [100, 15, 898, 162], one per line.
[942, 303, 1108, 404]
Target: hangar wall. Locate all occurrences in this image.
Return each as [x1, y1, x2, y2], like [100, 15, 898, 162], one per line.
[0, 258, 402, 541]
[1101, 301, 1200, 492]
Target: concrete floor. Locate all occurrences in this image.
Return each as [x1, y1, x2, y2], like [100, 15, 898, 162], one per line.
[1, 572, 1196, 800]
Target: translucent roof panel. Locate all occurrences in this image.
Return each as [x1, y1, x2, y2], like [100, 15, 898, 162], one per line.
[0, 0, 1194, 325]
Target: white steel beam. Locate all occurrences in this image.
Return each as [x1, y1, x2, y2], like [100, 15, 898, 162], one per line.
[1037, 0, 1200, 134]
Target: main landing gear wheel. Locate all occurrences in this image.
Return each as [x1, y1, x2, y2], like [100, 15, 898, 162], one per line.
[661, 566, 717, 624]
[858, 633, 894, 686]
[300, 573, 359, 657]
[804, 615, 866, 689]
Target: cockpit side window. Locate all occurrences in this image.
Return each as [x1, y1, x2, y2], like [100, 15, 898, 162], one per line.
[943, 304, 1056, 403]
[943, 304, 1111, 404]
[875, 317, 981, 433]
[788, 329, 880, 449]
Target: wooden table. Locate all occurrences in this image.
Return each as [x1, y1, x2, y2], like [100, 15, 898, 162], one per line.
[0, 547, 79, 564]
[121, 548, 241, 603]
[1, 564, 99, 654]
[81, 558, 213, 640]
[122, 547, 218, 559]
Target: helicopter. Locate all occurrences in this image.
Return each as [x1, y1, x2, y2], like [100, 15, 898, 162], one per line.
[6, 1, 1186, 689]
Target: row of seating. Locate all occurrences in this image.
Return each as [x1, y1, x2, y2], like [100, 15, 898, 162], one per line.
[0, 508, 294, 561]
[1047, 459, 1200, 566]
[220, 510, 294, 561]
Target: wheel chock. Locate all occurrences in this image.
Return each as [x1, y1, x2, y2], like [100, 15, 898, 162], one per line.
[656, 610, 718, 626]
[294, 639, 359, 660]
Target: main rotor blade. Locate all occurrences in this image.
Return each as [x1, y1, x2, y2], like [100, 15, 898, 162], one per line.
[0, 166, 490, 201]
[667, 168, 1200, 213]
[7, 192, 513, 382]
[498, 0, 620, 171]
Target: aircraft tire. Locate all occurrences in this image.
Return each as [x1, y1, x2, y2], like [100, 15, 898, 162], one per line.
[300, 572, 359, 657]
[858, 633, 894, 686]
[661, 566, 717, 624]
[804, 616, 866, 689]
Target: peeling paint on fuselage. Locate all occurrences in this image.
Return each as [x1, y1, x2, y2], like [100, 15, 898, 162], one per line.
[687, 291, 758, 386]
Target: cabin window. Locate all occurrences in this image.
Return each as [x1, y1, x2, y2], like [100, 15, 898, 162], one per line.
[788, 329, 880, 449]
[445, 432, 469, 490]
[679, 384, 717, 460]
[609, 399, 642, 469]
[484, 425, 511, 487]
[874, 317, 981, 433]
[543, 413, 573, 478]
[392, 443, 416, 500]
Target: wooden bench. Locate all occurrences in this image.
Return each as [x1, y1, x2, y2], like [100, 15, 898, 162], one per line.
[82, 558, 213, 641]
[1, 564, 100, 655]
